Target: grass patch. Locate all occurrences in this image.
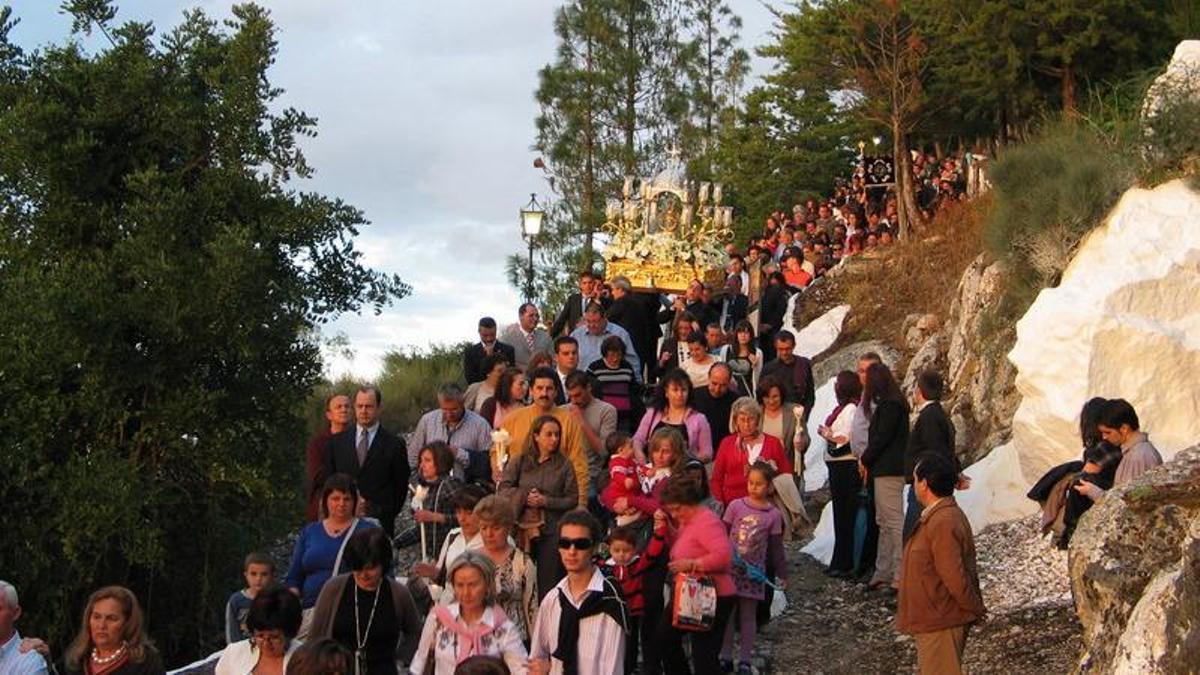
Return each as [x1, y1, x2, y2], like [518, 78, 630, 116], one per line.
[837, 197, 988, 348]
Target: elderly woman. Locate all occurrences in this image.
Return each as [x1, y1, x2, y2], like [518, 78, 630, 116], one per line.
[497, 415, 577, 601]
[656, 474, 735, 675]
[633, 368, 713, 463]
[587, 334, 643, 433]
[409, 551, 529, 674]
[710, 397, 792, 507]
[216, 587, 303, 675]
[472, 495, 538, 644]
[412, 441, 464, 559]
[309, 529, 423, 674]
[62, 586, 164, 675]
[286, 474, 379, 629]
[479, 367, 526, 429]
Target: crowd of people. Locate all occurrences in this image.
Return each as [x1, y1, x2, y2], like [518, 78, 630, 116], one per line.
[0, 155, 1165, 675]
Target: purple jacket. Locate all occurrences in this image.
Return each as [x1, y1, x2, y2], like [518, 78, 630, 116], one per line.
[632, 407, 714, 463]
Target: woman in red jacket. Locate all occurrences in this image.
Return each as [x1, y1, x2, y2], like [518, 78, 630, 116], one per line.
[710, 397, 792, 507]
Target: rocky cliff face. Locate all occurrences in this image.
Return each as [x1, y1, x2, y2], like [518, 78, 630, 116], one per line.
[1070, 445, 1200, 674]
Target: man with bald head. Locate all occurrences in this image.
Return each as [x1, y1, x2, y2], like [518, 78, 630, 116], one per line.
[692, 362, 739, 450]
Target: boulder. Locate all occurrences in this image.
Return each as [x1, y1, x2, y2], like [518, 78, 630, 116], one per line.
[811, 339, 901, 386]
[1070, 445, 1200, 673]
[900, 312, 939, 351]
[901, 332, 943, 396]
[960, 179, 1200, 534]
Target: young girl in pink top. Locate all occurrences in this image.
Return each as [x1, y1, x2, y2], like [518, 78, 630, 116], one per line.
[720, 462, 788, 674]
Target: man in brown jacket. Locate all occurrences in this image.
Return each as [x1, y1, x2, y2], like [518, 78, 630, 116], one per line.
[897, 452, 985, 674]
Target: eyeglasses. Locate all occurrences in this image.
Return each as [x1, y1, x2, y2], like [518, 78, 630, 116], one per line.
[252, 632, 286, 647]
[557, 537, 594, 551]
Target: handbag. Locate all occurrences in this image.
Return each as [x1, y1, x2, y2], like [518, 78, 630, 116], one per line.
[671, 573, 718, 631]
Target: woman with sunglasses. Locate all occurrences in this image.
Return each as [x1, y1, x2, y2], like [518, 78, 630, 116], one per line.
[215, 586, 302, 675]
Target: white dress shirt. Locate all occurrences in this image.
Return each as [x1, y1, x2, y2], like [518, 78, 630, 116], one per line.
[530, 567, 626, 675]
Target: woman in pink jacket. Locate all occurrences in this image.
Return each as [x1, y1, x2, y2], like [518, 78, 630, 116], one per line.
[710, 397, 792, 507]
[657, 473, 735, 675]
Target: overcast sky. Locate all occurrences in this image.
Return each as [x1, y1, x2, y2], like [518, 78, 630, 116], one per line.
[14, 1, 778, 378]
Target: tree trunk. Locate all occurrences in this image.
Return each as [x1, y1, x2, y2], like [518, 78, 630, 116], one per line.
[892, 119, 925, 240]
[1061, 63, 1077, 117]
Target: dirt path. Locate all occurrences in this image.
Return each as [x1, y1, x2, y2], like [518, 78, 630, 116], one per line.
[756, 503, 1083, 674]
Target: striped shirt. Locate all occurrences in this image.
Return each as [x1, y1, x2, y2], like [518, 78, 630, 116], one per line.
[530, 568, 627, 675]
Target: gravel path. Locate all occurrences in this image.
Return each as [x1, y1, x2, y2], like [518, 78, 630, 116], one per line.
[758, 509, 1083, 674]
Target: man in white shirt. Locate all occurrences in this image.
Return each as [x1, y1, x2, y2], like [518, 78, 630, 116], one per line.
[529, 511, 627, 675]
[0, 581, 49, 675]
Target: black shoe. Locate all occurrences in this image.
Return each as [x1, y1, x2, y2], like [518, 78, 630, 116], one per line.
[737, 662, 754, 675]
[720, 659, 734, 673]
[824, 567, 850, 578]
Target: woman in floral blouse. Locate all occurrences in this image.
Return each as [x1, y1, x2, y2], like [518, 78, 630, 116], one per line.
[469, 495, 539, 644]
[408, 550, 528, 674]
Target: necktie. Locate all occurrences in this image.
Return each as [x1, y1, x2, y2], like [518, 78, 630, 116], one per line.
[356, 429, 369, 467]
[525, 330, 536, 354]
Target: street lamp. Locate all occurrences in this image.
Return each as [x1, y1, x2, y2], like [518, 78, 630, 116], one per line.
[519, 193, 544, 302]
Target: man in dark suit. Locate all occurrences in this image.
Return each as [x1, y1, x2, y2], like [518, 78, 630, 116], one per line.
[655, 278, 716, 330]
[758, 271, 790, 360]
[903, 370, 959, 542]
[550, 270, 604, 337]
[463, 316, 516, 384]
[323, 385, 409, 538]
[714, 274, 749, 332]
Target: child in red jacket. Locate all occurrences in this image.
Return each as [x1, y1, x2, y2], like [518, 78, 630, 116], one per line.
[602, 513, 668, 674]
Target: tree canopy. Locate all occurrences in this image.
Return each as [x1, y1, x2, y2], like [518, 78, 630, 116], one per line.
[0, 1, 407, 660]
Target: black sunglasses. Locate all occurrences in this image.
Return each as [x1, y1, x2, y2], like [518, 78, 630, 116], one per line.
[557, 537, 594, 551]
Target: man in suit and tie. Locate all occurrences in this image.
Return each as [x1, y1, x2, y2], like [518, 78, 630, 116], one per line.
[902, 370, 960, 542]
[550, 270, 604, 337]
[605, 276, 654, 376]
[463, 316, 516, 384]
[323, 385, 410, 538]
[715, 274, 749, 332]
[501, 302, 553, 369]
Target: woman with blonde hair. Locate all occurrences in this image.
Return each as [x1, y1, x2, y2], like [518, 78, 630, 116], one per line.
[62, 586, 164, 675]
[409, 551, 528, 674]
[472, 495, 539, 644]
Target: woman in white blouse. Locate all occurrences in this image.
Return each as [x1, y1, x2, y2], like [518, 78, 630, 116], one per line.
[816, 370, 863, 578]
[409, 551, 528, 675]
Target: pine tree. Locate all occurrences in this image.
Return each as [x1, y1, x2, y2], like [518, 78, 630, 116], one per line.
[679, 0, 750, 176]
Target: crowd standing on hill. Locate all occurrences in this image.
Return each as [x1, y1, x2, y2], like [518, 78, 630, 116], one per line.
[3, 154, 1164, 675]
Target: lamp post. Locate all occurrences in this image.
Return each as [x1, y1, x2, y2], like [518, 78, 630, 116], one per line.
[519, 193, 544, 303]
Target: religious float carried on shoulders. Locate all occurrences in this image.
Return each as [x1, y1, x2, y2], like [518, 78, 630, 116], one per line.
[602, 155, 733, 293]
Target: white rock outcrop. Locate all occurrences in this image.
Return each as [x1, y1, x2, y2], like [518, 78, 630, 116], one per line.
[785, 301, 850, 359]
[963, 179, 1200, 531]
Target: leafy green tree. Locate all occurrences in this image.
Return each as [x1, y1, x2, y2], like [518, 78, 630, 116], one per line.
[0, 1, 407, 661]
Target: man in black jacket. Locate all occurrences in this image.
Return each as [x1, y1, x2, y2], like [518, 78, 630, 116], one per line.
[463, 316, 515, 384]
[758, 272, 790, 359]
[324, 386, 409, 538]
[760, 330, 816, 420]
[551, 270, 604, 337]
[903, 370, 959, 542]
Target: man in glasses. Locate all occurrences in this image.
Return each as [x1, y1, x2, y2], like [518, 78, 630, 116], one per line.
[529, 510, 628, 675]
